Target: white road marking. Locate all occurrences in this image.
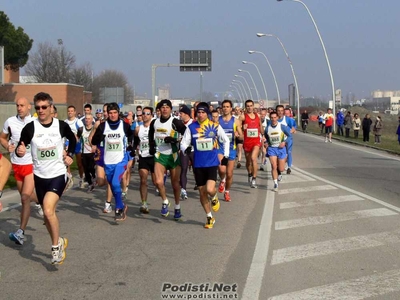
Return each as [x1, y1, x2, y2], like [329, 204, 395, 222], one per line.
[294, 166, 400, 214]
[241, 180, 275, 300]
[278, 185, 337, 195]
[0, 203, 21, 213]
[271, 229, 400, 265]
[278, 172, 316, 184]
[280, 195, 364, 209]
[275, 208, 397, 230]
[268, 268, 400, 300]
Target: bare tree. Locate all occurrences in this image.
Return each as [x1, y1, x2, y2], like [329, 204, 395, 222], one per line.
[92, 69, 133, 104]
[25, 41, 76, 83]
[70, 62, 93, 91]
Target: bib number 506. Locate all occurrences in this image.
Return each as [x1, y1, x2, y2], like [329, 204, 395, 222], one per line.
[40, 150, 55, 158]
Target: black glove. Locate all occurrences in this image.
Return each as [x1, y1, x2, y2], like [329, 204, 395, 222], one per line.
[184, 146, 192, 155]
[221, 156, 228, 166]
[164, 136, 178, 144]
[149, 141, 156, 156]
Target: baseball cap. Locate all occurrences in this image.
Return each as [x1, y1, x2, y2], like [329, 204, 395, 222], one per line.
[96, 109, 102, 114]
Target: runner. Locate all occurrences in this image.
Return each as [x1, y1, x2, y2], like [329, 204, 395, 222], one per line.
[81, 114, 96, 192]
[217, 100, 243, 202]
[180, 102, 229, 228]
[0, 153, 12, 211]
[276, 105, 296, 175]
[178, 105, 193, 200]
[238, 100, 263, 188]
[324, 108, 335, 143]
[259, 108, 269, 168]
[15, 92, 76, 264]
[148, 99, 187, 220]
[64, 105, 84, 187]
[133, 106, 156, 213]
[90, 102, 133, 221]
[0, 97, 43, 245]
[264, 111, 292, 192]
[233, 106, 244, 168]
[89, 103, 113, 213]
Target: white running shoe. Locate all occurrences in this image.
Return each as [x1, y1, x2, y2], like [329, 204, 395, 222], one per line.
[65, 173, 74, 192]
[35, 204, 44, 216]
[9, 229, 24, 245]
[103, 202, 112, 213]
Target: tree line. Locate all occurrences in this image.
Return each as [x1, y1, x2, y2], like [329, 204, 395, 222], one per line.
[0, 11, 133, 104]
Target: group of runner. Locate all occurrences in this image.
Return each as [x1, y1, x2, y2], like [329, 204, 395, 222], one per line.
[0, 94, 296, 265]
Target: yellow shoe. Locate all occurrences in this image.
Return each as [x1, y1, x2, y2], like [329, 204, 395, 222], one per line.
[211, 195, 220, 212]
[204, 217, 215, 229]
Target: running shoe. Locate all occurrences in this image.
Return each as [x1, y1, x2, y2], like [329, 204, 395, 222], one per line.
[273, 183, 279, 192]
[65, 173, 74, 192]
[286, 168, 291, 175]
[211, 195, 220, 212]
[140, 203, 149, 214]
[51, 237, 68, 265]
[251, 178, 257, 188]
[174, 208, 182, 220]
[115, 205, 128, 222]
[180, 188, 188, 200]
[161, 201, 170, 217]
[87, 184, 95, 193]
[218, 181, 225, 193]
[224, 191, 231, 202]
[103, 202, 112, 213]
[278, 175, 282, 182]
[329, 139, 332, 143]
[35, 203, 44, 217]
[325, 139, 328, 143]
[79, 178, 86, 188]
[236, 162, 241, 169]
[204, 217, 215, 229]
[9, 229, 24, 245]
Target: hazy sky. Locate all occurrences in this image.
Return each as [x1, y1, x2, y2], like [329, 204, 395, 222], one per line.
[3, 0, 399, 101]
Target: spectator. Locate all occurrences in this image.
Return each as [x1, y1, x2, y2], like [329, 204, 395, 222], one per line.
[397, 116, 400, 145]
[362, 114, 373, 142]
[373, 116, 383, 144]
[336, 110, 345, 136]
[344, 111, 352, 138]
[353, 113, 361, 139]
[318, 112, 325, 134]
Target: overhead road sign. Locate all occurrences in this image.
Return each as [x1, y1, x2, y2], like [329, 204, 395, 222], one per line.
[180, 50, 212, 72]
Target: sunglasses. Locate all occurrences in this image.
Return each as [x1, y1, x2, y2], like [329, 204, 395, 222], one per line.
[142, 112, 152, 116]
[35, 105, 50, 110]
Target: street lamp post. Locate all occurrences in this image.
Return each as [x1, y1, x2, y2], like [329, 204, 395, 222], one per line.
[234, 75, 253, 100]
[276, 0, 335, 130]
[238, 69, 259, 101]
[242, 60, 269, 107]
[230, 85, 243, 103]
[256, 34, 300, 126]
[232, 80, 248, 100]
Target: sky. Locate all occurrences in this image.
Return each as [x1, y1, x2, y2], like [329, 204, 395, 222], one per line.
[2, 0, 400, 102]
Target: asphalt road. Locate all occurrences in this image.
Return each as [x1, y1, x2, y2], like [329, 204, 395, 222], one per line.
[1, 132, 400, 300]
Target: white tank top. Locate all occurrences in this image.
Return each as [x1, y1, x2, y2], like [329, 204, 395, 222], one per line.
[266, 122, 287, 148]
[3, 115, 33, 165]
[278, 116, 288, 126]
[138, 125, 151, 158]
[103, 121, 126, 164]
[30, 119, 66, 178]
[154, 117, 178, 155]
[81, 126, 93, 154]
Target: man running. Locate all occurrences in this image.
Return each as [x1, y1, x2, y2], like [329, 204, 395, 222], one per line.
[134, 106, 156, 213]
[238, 100, 263, 188]
[265, 111, 292, 192]
[91, 102, 133, 221]
[16, 92, 76, 265]
[81, 114, 96, 192]
[65, 105, 84, 187]
[1, 97, 43, 245]
[148, 99, 187, 220]
[276, 105, 296, 175]
[217, 100, 243, 202]
[178, 105, 193, 200]
[180, 102, 229, 228]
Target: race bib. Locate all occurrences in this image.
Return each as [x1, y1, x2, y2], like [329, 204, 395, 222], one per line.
[37, 146, 58, 161]
[196, 138, 213, 151]
[106, 141, 121, 151]
[247, 128, 258, 138]
[140, 142, 149, 151]
[155, 134, 166, 146]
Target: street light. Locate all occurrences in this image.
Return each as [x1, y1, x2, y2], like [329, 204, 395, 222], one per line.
[232, 81, 247, 100]
[276, 0, 335, 130]
[234, 75, 253, 100]
[242, 60, 269, 106]
[255, 34, 299, 125]
[238, 69, 259, 101]
[230, 85, 243, 103]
